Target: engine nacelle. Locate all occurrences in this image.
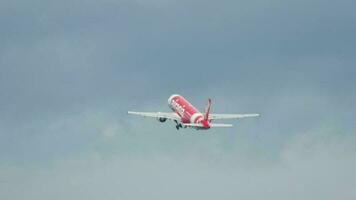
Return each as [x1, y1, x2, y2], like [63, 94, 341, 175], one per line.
[158, 117, 167, 123]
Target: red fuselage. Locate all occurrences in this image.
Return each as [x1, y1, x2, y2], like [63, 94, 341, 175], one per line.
[168, 94, 210, 129]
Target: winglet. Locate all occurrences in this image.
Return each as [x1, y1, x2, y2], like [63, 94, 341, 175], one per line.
[204, 98, 212, 120]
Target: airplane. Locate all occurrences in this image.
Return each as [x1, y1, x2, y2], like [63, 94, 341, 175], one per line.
[128, 94, 260, 130]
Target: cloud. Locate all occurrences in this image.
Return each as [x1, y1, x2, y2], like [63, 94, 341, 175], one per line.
[0, 0, 356, 199]
[1, 127, 355, 200]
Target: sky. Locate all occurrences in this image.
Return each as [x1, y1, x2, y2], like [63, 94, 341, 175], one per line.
[1, 0, 356, 199]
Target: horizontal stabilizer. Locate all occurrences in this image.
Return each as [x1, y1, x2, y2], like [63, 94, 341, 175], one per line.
[210, 123, 233, 128]
[183, 123, 233, 128]
[209, 113, 260, 120]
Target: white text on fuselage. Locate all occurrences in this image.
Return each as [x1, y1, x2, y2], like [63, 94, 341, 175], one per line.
[171, 99, 185, 116]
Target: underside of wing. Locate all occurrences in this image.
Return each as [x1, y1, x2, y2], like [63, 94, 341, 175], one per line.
[128, 111, 180, 121]
[209, 113, 260, 120]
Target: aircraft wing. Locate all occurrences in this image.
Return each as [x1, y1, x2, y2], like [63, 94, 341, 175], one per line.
[209, 113, 260, 120]
[127, 111, 180, 121]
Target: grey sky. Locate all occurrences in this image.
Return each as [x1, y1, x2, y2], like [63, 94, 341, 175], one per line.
[1, 0, 356, 199]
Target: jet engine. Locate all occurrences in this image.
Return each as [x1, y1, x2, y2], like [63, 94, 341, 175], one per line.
[158, 117, 167, 122]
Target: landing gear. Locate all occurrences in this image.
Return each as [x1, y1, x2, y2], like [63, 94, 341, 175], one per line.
[174, 120, 183, 130]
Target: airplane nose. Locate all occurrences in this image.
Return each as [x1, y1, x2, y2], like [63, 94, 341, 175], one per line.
[168, 94, 180, 105]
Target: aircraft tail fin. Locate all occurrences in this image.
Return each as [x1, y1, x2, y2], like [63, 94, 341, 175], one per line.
[204, 98, 211, 120]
